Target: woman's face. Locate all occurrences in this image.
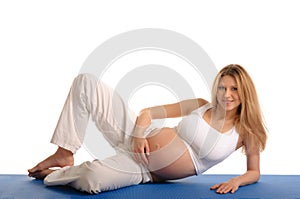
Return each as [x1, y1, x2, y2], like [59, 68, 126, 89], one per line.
[217, 75, 241, 112]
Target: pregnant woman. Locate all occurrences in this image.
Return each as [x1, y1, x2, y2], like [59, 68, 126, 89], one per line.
[28, 64, 267, 194]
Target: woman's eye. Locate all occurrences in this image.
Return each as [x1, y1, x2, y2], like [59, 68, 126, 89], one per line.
[218, 86, 225, 90]
[232, 87, 238, 91]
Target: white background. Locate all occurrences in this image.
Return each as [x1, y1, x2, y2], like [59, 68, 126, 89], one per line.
[1, 0, 299, 175]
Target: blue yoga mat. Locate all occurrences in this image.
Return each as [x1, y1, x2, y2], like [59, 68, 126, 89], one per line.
[1, 174, 300, 199]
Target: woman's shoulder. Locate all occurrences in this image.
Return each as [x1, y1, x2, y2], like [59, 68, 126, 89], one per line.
[191, 100, 212, 115]
[196, 98, 209, 107]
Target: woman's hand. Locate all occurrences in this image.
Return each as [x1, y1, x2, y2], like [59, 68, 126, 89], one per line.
[132, 108, 152, 165]
[210, 140, 260, 194]
[132, 137, 150, 165]
[210, 178, 240, 194]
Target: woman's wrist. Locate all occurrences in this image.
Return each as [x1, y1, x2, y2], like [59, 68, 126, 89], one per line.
[137, 108, 152, 126]
[229, 177, 241, 187]
[231, 170, 260, 187]
[132, 108, 152, 138]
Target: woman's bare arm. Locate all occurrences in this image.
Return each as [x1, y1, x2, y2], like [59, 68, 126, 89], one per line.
[133, 98, 208, 137]
[143, 98, 208, 119]
[132, 98, 208, 164]
[210, 137, 261, 194]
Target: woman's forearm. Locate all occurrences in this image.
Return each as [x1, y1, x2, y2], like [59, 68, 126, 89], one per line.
[210, 170, 260, 194]
[143, 98, 207, 120]
[133, 98, 207, 138]
[132, 103, 182, 138]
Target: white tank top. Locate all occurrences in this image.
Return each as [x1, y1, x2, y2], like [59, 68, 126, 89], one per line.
[175, 103, 239, 174]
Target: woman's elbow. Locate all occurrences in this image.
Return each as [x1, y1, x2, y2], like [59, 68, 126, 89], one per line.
[252, 170, 261, 182]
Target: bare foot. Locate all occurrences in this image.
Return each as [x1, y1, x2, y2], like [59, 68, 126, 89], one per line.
[28, 147, 74, 177]
[28, 169, 56, 180]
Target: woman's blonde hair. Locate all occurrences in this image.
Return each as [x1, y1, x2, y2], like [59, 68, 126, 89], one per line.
[211, 64, 267, 152]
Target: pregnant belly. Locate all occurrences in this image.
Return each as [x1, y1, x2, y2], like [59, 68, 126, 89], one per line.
[146, 127, 196, 182]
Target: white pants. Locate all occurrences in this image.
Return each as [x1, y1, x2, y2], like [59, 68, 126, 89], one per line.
[44, 74, 151, 194]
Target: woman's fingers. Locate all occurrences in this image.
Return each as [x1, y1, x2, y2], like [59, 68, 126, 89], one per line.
[230, 186, 238, 193]
[210, 183, 220, 190]
[217, 184, 231, 194]
[134, 150, 149, 165]
[144, 139, 150, 156]
[210, 182, 239, 194]
[140, 152, 149, 165]
[133, 138, 149, 165]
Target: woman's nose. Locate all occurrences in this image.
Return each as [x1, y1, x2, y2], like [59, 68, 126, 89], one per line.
[224, 89, 232, 97]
